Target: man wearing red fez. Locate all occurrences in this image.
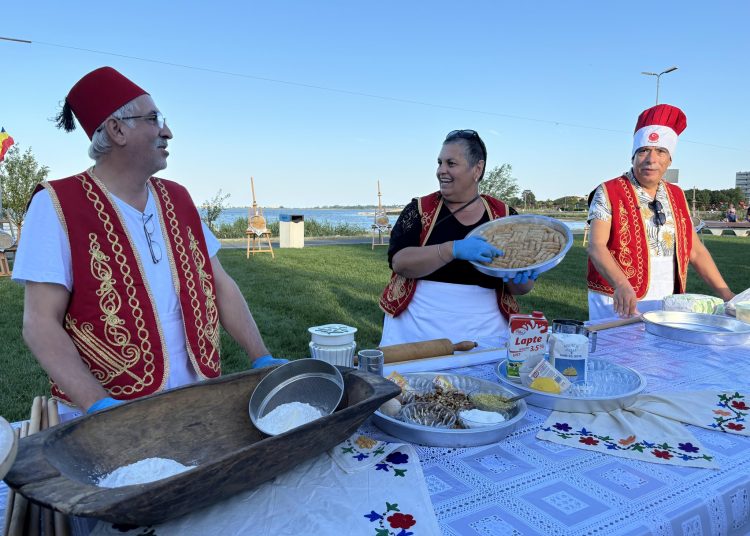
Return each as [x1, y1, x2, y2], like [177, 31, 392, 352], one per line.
[587, 104, 735, 320]
[13, 67, 287, 418]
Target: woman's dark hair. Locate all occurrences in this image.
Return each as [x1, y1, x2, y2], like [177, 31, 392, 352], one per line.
[443, 130, 487, 180]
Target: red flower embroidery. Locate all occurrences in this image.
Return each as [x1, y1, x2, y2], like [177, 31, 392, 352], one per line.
[727, 422, 745, 431]
[731, 401, 748, 410]
[713, 409, 731, 416]
[618, 435, 636, 446]
[579, 437, 599, 446]
[652, 450, 672, 460]
[387, 513, 416, 529]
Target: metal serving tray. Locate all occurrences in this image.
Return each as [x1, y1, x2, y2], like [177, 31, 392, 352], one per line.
[495, 358, 646, 413]
[466, 214, 574, 279]
[642, 310, 750, 346]
[372, 373, 527, 448]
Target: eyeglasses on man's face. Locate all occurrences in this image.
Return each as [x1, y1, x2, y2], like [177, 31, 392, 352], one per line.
[119, 111, 167, 129]
[142, 213, 163, 264]
[648, 200, 666, 227]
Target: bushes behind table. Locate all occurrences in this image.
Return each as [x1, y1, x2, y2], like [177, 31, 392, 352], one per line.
[215, 217, 365, 238]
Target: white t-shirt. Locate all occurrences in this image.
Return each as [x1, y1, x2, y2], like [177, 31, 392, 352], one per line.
[12, 186, 221, 406]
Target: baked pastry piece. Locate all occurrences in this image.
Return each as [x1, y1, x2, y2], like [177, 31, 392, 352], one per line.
[480, 222, 565, 269]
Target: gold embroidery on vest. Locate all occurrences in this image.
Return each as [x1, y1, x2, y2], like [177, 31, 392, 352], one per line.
[71, 180, 157, 395]
[616, 201, 635, 278]
[388, 274, 411, 302]
[188, 226, 220, 368]
[155, 180, 218, 372]
[619, 179, 647, 293]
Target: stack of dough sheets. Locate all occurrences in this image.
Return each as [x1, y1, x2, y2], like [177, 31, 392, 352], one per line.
[479, 222, 565, 269]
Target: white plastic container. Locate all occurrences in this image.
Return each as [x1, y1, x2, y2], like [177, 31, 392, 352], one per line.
[309, 341, 357, 367]
[308, 324, 358, 367]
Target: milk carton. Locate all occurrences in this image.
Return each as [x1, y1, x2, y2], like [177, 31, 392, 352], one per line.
[507, 311, 548, 381]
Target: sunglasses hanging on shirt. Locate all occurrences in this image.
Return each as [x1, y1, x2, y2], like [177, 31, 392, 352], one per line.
[648, 200, 666, 227]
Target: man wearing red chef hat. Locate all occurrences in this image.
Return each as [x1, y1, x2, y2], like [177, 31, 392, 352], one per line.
[587, 104, 735, 320]
[13, 67, 286, 419]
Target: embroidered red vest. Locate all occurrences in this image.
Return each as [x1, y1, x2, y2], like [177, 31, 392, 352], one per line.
[379, 192, 520, 320]
[587, 175, 693, 298]
[37, 171, 221, 403]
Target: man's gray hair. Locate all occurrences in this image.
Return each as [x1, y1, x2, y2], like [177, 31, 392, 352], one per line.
[88, 101, 140, 161]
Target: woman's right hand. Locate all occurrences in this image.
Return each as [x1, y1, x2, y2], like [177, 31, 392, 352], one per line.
[452, 236, 503, 263]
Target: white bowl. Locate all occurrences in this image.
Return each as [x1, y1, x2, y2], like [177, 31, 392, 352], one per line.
[308, 324, 358, 345]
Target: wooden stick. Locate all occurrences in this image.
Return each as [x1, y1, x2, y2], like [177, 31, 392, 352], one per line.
[586, 315, 643, 332]
[7, 422, 30, 536]
[2, 428, 20, 536]
[27, 396, 43, 435]
[48, 399, 69, 536]
[39, 397, 54, 536]
[40, 396, 48, 431]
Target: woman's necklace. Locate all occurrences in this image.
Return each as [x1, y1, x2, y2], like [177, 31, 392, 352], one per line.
[435, 194, 481, 228]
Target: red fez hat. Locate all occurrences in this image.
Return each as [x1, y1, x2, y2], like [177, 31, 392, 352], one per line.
[632, 104, 687, 157]
[55, 67, 148, 139]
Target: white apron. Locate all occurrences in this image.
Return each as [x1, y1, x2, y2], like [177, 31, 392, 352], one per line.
[588, 256, 675, 321]
[380, 280, 509, 348]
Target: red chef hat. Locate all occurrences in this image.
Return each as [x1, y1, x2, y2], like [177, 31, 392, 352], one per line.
[55, 67, 148, 139]
[632, 104, 687, 158]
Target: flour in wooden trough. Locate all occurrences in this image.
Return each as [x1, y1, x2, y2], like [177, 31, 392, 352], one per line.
[97, 457, 196, 488]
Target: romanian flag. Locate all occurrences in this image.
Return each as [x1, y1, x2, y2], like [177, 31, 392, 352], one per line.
[0, 128, 14, 162]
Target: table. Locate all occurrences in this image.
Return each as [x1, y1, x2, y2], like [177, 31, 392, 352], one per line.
[2, 323, 749, 535]
[367, 323, 750, 535]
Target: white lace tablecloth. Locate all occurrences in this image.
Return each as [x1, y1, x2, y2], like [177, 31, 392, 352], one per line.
[2, 323, 750, 535]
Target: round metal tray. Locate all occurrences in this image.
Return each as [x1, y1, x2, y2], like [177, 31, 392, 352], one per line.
[495, 358, 646, 413]
[642, 310, 750, 346]
[466, 214, 574, 279]
[372, 373, 527, 447]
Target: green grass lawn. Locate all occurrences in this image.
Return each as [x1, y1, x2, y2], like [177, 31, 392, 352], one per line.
[1, 235, 748, 421]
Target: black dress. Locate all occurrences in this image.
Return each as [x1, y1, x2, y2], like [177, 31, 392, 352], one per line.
[387, 198, 518, 290]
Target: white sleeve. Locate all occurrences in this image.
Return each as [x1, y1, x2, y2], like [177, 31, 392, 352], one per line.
[587, 185, 612, 223]
[201, 221, 221, 258]
[11, 189, 73, 290]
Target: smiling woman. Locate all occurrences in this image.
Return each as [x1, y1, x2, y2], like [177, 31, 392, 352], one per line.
[378, 130, 541, 348]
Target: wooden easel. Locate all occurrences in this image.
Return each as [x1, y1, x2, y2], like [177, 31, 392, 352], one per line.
[371, 180, 392, 250]
[246, 177, 274, 259]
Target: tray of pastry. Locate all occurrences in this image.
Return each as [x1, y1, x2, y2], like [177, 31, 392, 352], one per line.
[466, 214, 573, 279]
[372, 372, 527, 447]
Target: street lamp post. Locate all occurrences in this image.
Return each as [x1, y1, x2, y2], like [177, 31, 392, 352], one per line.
[641, 66, 678, 104]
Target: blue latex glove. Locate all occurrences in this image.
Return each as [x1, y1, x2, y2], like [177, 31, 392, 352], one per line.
[252, 354, 289, 369]
[504, 269, 541, 284]
[86, 397, 123, 414]
[452, 236, 503, 264]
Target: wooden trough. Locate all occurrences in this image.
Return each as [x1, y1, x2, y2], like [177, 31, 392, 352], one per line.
[4, 367, 400, 526]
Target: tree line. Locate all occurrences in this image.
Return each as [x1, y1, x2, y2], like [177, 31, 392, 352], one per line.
[2, 148, 747, 239]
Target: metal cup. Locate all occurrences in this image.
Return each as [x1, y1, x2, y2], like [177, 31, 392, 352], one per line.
[551, 319, 584, 334]
[551, 319, 596, 353]
[357, 349, 384, 376]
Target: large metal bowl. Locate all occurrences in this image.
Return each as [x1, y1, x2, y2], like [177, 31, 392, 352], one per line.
[642, 310, 750, 346]
[249, 359, 345, 435]
[495, 358, 646, 413]
[466, 214, 574, 279]
[372, 373, 527, 447]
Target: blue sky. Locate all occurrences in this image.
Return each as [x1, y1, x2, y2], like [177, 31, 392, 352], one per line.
[2, 1, 748, 207]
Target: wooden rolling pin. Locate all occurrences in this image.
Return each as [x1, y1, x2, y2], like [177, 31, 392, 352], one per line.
[379, 339, 477, 364]
[586, 315, 643, 332]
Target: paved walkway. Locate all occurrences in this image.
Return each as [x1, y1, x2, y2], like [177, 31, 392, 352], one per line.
[220, 236, 377, 249]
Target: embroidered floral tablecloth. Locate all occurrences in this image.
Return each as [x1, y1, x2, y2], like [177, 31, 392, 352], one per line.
[364, 324, 750, 535]
[2, 324, 749, 535]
